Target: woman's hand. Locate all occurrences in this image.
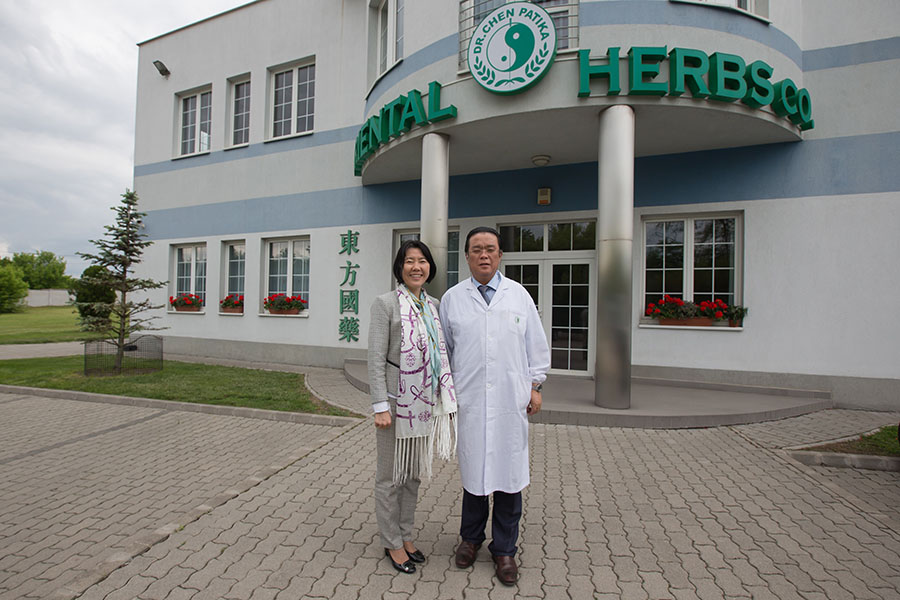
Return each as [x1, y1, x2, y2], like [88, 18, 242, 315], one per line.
[374, 411, 392, 429]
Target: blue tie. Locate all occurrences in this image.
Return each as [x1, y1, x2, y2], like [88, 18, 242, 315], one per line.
[479, 284, 491, 305]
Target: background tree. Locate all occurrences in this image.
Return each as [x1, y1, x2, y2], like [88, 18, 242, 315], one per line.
[5, 251, 71, 289]
[78, 189, 166, 372]
[0, 263, 29, 313]
[70, 265, 117, 328]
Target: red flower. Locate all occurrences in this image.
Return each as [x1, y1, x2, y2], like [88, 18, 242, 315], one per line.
[185, 299, 192, 305]
[654, 308, 661, 314]
[715, 310, 723, 318]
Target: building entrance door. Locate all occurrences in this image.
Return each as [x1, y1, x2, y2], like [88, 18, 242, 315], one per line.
[504, 259, 594, 375]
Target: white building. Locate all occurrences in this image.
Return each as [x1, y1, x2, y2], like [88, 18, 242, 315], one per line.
[133, 0, 900, 410]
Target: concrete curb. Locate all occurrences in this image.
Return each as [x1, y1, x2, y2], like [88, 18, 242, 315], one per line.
[786, 450, 900, 472]
[0, 384, 362, 428]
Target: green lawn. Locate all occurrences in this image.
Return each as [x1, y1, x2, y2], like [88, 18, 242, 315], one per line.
[809, 425, 900, 457]
[0, 306, 104, 344]
[0, 355, 357, 417]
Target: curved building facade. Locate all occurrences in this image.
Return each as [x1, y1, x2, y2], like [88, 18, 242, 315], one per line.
[134, 0, 900, 409]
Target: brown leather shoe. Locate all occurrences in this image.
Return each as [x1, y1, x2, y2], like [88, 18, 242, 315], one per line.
[454, 540, 481, 568]
[492, 554, 519, 586]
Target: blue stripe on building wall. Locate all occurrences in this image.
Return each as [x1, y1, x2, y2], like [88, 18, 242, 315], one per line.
[580, 0, 801, 66]
[133, 125, 360, 178]
[143, 132, 900, 240]
[803, 36, 900, 71]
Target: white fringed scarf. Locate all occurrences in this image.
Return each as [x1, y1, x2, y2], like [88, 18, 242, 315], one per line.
[394, 285, 457, 484]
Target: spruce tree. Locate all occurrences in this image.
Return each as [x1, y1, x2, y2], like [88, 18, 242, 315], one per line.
[77, 189, 166, 372]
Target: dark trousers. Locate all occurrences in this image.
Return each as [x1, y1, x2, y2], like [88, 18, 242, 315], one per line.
[460, 488, 522, 557]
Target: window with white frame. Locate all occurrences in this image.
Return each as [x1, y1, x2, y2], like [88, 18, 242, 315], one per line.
[271, 62, 315, 139]
[499, 221, 595, 252]
[225, 242, 245, 296]
[231, 79, 250, 146]
[180, 89, 211, 155]
[671, 0, 767, 19]
[642, 214, 742, 311]
[373, 0, 404, 77]
[174, 244, 207, 304]
[265, 238, 310, 304]
[458, 0, 579, 69]
[396, 231, 460, 287]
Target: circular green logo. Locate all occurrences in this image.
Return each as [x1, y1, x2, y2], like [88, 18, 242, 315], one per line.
[467, 2, 557, 95]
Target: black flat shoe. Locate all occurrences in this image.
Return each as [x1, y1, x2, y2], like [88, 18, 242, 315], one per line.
[406, 549, 426, 563]
[384, 548, 416, 574]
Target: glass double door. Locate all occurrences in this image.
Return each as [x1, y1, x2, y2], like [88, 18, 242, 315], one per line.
[504, 260, 594, 374]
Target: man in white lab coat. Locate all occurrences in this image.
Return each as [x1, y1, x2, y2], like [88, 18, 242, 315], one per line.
[439, 226, 551, 586]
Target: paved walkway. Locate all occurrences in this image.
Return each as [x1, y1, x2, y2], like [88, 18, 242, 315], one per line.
[0, 348, 899, 599]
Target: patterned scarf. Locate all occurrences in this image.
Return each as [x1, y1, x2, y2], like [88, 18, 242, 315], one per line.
[394, 285, 457, 484]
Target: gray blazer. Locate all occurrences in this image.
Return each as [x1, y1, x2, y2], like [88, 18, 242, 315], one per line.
[367, 289, 440, 410]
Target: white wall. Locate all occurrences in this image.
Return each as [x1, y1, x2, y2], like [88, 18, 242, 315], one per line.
[633, 192, 900, 380]
[25, 289, 72, 307]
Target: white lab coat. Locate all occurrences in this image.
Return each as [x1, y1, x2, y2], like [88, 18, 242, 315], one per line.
[439, 273, 550, 496]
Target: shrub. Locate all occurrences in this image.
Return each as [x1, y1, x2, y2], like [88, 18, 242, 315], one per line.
[0, 264, 28, 313]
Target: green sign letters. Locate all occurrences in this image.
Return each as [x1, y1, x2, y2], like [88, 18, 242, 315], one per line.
[578, 46, 814, 130]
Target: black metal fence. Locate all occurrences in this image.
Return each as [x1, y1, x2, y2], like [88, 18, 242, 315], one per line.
[84, 335, 163, 376]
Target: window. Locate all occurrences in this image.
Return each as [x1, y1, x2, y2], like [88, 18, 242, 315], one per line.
[397, 231, 460, 287]
[373, 0, 404, 77]
[458, 0, 579, 69]
[271, 62, 315, 139]
[500, 221, 595, 252]
[180, 89, 211, 155]
[231, 79, 250, 146]
[266, 238, 310, 304]
[642, 214, 742, 311]
[671, 0, 768, 19]
[225, 242, 245, 296]
[174, 244, 207, 304]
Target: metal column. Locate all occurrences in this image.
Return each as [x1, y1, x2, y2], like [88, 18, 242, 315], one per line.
[420, 132, 450, 297]
[595, 106, 634, 409]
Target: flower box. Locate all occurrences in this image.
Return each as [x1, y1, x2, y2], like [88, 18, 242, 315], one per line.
[219, 294, 244, 313]
[263, 293, 307, 315]
[174, 304, 202, 312]
[646, 295, 747, 328]
[267, 307, 301, 315]
[658, 317, 713, 327]
[170, 293, 204, 311]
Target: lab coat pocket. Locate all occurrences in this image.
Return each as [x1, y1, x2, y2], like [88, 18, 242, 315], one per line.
[506, 311, 526, 337]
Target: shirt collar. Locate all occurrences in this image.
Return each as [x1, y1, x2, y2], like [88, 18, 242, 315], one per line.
[471, 270, 502, 291]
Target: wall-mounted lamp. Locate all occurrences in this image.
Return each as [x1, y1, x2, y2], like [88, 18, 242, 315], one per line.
[531, 154, 551, 167]
[153, 60, 170, 78]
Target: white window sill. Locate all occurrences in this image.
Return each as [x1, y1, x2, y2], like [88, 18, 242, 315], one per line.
[218, 311, 244, 316]
[264, 131, 314, 144]
[168, 310, 206, 315]
[639, 323, 743, 331]
[259, 312, 310, 318]
[366, 58, 404, 100]
[224, 143, 250, 151]
[172, 150, 211, 161]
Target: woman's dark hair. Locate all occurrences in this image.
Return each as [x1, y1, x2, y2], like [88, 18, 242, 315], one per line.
[464, 226, 502, 254]
[393, 240, 437, 284]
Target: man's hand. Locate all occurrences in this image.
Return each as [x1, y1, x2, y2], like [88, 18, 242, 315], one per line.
[526, 389, 542, 416]
[374, 411, 392, 429]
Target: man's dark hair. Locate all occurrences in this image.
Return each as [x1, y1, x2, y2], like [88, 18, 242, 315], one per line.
[393, 240, 437, 284]
[464, 226, 502, 254]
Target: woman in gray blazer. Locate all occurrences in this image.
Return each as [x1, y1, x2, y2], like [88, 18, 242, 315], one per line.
[368, 240, 457, 575]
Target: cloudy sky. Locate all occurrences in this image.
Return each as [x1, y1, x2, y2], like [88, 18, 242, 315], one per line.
[0, 0, 246, 275]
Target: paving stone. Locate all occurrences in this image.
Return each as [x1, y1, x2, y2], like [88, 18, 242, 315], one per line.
[2, 389, 899, 600]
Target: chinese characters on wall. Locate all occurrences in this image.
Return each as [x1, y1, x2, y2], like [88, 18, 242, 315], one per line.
[338, 229, 360, 342]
